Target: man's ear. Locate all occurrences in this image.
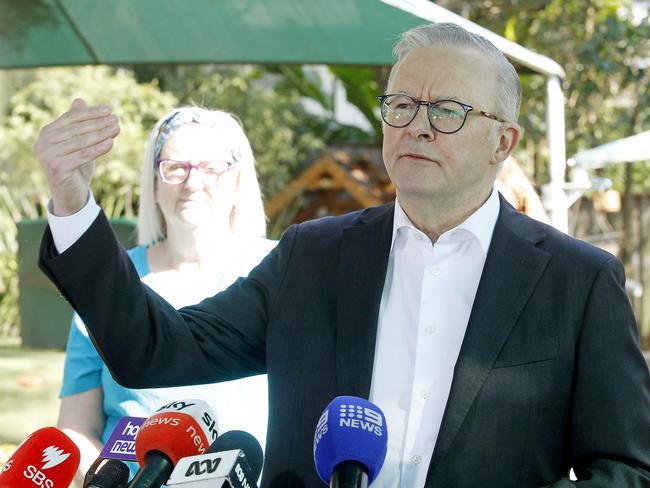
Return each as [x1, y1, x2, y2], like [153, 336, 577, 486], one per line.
[490, 122, 521, 165]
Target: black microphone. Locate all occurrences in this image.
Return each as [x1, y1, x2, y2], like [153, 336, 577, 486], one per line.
[86, 459, 130, 488]
[166, 430, 263, 487]
[207, 430, 263, 480]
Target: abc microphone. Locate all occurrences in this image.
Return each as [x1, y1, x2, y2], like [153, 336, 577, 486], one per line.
[313, 396, 388, 488]
[85, 459, 130, 488]
[127, 399, 220, 488]
[207, 430, 263, 481]
[166, 430, 263, 488]
[0, 426, 80, 488]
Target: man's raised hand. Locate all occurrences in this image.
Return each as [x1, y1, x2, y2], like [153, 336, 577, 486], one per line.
[34, 98, 120, 216]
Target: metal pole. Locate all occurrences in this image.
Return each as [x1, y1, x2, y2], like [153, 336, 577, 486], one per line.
[542, 75, 568, 233]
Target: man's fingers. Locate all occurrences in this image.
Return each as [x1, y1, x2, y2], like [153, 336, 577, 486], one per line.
[48, 114, 119, 145]
[42, 104, 113, 138]
[55, 138, 114, 172]
[70, 98, 87, 110]
[52, 123, 119, 158]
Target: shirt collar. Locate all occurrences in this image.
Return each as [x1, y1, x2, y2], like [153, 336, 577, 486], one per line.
[390, 187, 500, 255]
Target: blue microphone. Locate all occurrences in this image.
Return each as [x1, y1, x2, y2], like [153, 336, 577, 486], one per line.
[313, 396, 388, 487]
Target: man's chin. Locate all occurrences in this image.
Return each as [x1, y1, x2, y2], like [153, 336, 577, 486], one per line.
[395, 180, 443, 201]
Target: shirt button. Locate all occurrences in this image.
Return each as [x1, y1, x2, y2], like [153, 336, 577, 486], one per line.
[425, 325, 435, 335]
[430, 267, 441, 276]
[419, 389, 430, 399]
[411, 455, 422, 464]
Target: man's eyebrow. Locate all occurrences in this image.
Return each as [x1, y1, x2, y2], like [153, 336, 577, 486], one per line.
[391, 90, 463, 103]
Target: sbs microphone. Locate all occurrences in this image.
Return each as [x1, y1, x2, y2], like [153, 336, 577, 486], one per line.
[313, 396, 388, 488]
[166, 430, 263, 488]
[0, 426, 80, 488]
[85, 459, 130, 488]
[127, 399, 220, 488]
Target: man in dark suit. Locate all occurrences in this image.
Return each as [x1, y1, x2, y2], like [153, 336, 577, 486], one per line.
[37, 23, 650, 487]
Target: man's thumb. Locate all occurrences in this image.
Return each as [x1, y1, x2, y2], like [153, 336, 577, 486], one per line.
[70, 98, 87, 110]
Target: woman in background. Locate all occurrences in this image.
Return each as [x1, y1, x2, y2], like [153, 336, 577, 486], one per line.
[40, 104, 274, 484]
[496, 157, 549, 223]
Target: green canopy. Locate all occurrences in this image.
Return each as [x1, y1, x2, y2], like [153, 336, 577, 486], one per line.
[1, 0, 434, 68]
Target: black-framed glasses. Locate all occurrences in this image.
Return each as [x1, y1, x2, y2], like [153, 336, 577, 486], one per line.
[378, 94, 507, 134]
[155, 159, 235, 187]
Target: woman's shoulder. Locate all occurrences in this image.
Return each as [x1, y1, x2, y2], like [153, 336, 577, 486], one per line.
[257, 237, 278, 253]
[232, 235, 276, 253]
[246, 236, 277, 260]
[225, 236, 277, 274]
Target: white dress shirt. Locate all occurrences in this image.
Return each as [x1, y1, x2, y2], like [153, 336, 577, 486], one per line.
[48, 189, 500, 487]
[369, 189, 499, 488]
[47, 191, 100, 253]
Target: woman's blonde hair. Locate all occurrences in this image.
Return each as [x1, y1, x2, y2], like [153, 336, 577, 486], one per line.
[496, 158, 549, 223]
[137, 106, 266, 246]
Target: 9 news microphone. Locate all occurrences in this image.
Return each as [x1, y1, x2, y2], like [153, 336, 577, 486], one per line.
[127, 399, 220, 488]
[0, 426, 80, 488]
[166, 430, 263, 488]
[85, 459, 130, 488]
[313, 396, 388, 488]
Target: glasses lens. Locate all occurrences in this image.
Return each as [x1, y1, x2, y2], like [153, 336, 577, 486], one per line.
[198, 161, 232, 186]
[159, 160, 189, 184]
[428, 101, 467, 133]
[381, 95, 417, 127]
[158, 160, 234, 186]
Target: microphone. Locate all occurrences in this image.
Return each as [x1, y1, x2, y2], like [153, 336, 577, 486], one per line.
[85, 459, 130, 488]
[99, 416, 146, 462]
[313, 396, 388, 488]
[127, 399, 220, 488]
[0, 426, 80, 488]
[166, 430, 263, 488]
[207, 430, 263, 480]
[83, 416, 145, 487]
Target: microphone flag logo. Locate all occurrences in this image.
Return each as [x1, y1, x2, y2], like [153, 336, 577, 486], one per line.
[41, 445, 71, 469]
[314, 409, 329, 446]
[101, 416, 146, 461]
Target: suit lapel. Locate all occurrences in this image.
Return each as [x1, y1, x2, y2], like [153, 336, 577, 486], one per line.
[336, 204, 394, 399]
[427, 199, 551, 476]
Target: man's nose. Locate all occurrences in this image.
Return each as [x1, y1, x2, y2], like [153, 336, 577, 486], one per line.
[407, 106, 435, 141]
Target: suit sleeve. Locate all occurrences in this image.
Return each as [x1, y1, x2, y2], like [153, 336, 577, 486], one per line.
[39, 210, 296, 389]
[543, 257, 650, 487]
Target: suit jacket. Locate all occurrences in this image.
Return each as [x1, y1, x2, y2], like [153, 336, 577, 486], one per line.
[40, 196, 650, 487]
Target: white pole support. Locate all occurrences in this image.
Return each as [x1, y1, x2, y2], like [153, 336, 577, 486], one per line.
[543, 75, 568, 233]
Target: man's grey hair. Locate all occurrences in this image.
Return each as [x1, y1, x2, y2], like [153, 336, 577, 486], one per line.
[387, 23, 522, 123]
